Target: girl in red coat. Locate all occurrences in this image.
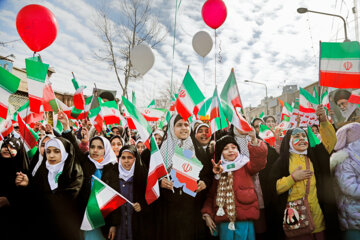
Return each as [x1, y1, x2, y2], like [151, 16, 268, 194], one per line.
[202, 134, 267, 240]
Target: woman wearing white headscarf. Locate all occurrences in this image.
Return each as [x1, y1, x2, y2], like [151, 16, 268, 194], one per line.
[56, 111, 120, 240]
[15, 137, 83, 240]
[29, 134, 55, 177]
[157, 114, 213, 240]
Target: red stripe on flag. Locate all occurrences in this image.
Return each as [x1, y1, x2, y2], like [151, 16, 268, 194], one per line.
[100, 195, 126, 218]
[17, 115, 38, 149]
[126, 117, 136, 130]
[103, 116, 121, 125]
[348, 94, 360, 105]
[299, 106, 316, 113]
[146, 164, 167, 205]
[73, 93, 85, 110]
[1, 124, 13, 139]
[320, 72, 360, 88]
[0, 103, 8, 119]
[210, 106, 220, 120]
[175, 98, 192, 121]
[142, 114, 159, 122]
[28, 95, 43, 113]
[231, 97, 242, 109]
[94, 115, 103, 133]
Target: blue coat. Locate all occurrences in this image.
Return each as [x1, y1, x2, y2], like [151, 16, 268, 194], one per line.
[331, 150, 360, 230]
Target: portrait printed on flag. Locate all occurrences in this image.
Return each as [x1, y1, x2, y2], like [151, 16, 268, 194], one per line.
[329, 88, 360, 127]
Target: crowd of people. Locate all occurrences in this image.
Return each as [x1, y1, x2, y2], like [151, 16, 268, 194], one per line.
[1, 103, 359, 240]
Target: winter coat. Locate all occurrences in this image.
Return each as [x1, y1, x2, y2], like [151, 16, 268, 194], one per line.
[201, 140, 267, 223]
[269, 122, 341, 240]
[330, 150, 360, 230]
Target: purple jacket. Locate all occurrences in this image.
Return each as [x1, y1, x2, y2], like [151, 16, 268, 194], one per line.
[330, 149, 360, 230]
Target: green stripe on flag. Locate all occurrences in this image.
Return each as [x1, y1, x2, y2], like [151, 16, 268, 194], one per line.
[122, 96, 153, 134]
[87, 178, 106, 229]
[320, 41, 360, 59]
[27, 146, 38, 159]
[25, 57, 49, 82]
[182, 72, 205, 105]
[0, 67, 21, 93]
[300, 88, 319, 104]
[307, 125, 321, 147]
[174, 146, 203, 167]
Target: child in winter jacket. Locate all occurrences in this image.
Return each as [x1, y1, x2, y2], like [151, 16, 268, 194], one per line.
[330, 122, 360, 240]
[201, 132, 267, 240]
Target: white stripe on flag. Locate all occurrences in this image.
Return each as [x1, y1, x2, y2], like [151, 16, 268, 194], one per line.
[28, 79, 44, 98]
[320, 59, 360, 73]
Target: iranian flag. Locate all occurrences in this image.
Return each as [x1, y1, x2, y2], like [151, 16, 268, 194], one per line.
[259, 124, 275, 147]
[145, 136, 168, 205]
[299, 88, 318, 113]
[53, 114, 63, 134]
[172, 146, 203, 194]
[15, 101, 44, 124]
[321, 90, 331, 112]
[348, 89, 360, 105]
[141, 108, 167, 122]
[193, 97, 212, 119]
[71, 96, 93, 120]
[17, 114, 39, 158]
[0, 118, 13, 139]
[210, 88, 228, 133]
[122, 96, 152, 148]
[175, 71, 205, 121]
[72, 77, 86, 110]
[279, 100, 293, 121]
[320, 41, 360, 88]
[88, 96, 103, 133]
[101, 100, 121, 125]
[0, 66, 21, 119]
[26, 57, 49, 113]
[170, 94, 178, 111]
[81, 176, 130, 231]
[220, 70, 252, 132]
[220, 69, 243, 109]
[42, 83, 59, 113]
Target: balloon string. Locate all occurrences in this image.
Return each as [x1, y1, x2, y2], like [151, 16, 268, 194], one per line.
[203, 57, 206, 90]
[214, 29, 217, 86]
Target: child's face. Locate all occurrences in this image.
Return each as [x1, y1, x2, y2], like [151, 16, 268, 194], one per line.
[291, 132, 308, 152]
[222, 143, 239, 161]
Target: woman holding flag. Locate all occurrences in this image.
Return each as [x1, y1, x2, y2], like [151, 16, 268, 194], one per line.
[15, 137, 83, 240]
[158, 114, 213, 240]
[57, 111, 120, 240]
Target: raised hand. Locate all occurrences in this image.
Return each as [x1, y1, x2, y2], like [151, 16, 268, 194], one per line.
[316, 104, 327, 122]
[57, 111, 69, 130]
[45, 123, 54, 135]
[211, 159, 223, 175]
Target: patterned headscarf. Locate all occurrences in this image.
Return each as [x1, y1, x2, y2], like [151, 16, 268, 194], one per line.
[160, 114, 195, 171]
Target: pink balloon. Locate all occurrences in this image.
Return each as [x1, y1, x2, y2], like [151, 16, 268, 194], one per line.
[202, 0, 227, 29]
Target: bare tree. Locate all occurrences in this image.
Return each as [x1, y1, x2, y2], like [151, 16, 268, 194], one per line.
[93, 0, 167, 98]
[156, 80, 180, 109]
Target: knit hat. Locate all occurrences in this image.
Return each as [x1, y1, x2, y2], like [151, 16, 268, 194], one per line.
[334, 122, 360, 151]
[215, 135, 240, 162]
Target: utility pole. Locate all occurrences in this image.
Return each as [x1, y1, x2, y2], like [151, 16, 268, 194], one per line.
[353, 0, 360, 41]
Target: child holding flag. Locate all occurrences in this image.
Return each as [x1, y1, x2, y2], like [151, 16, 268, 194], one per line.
[201, 134, 267, 240]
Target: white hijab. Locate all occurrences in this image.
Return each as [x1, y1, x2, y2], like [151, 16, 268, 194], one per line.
[32, 134, 55, 177]
[45, 139, 68, 190]
[118, 149, 136, 181]
[88, 136, 117, 169]
[289, 136, 308, 155]
[221, 152, 249, 172]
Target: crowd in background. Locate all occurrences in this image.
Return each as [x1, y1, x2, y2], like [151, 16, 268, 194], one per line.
[1, 103, 360, 240]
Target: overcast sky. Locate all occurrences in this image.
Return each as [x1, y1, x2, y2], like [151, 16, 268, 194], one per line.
[1, 0, 359, 108]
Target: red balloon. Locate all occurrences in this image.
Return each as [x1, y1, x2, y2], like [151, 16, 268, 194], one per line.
[16, 4, 58, 52]
[202, 0, 227, 29]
